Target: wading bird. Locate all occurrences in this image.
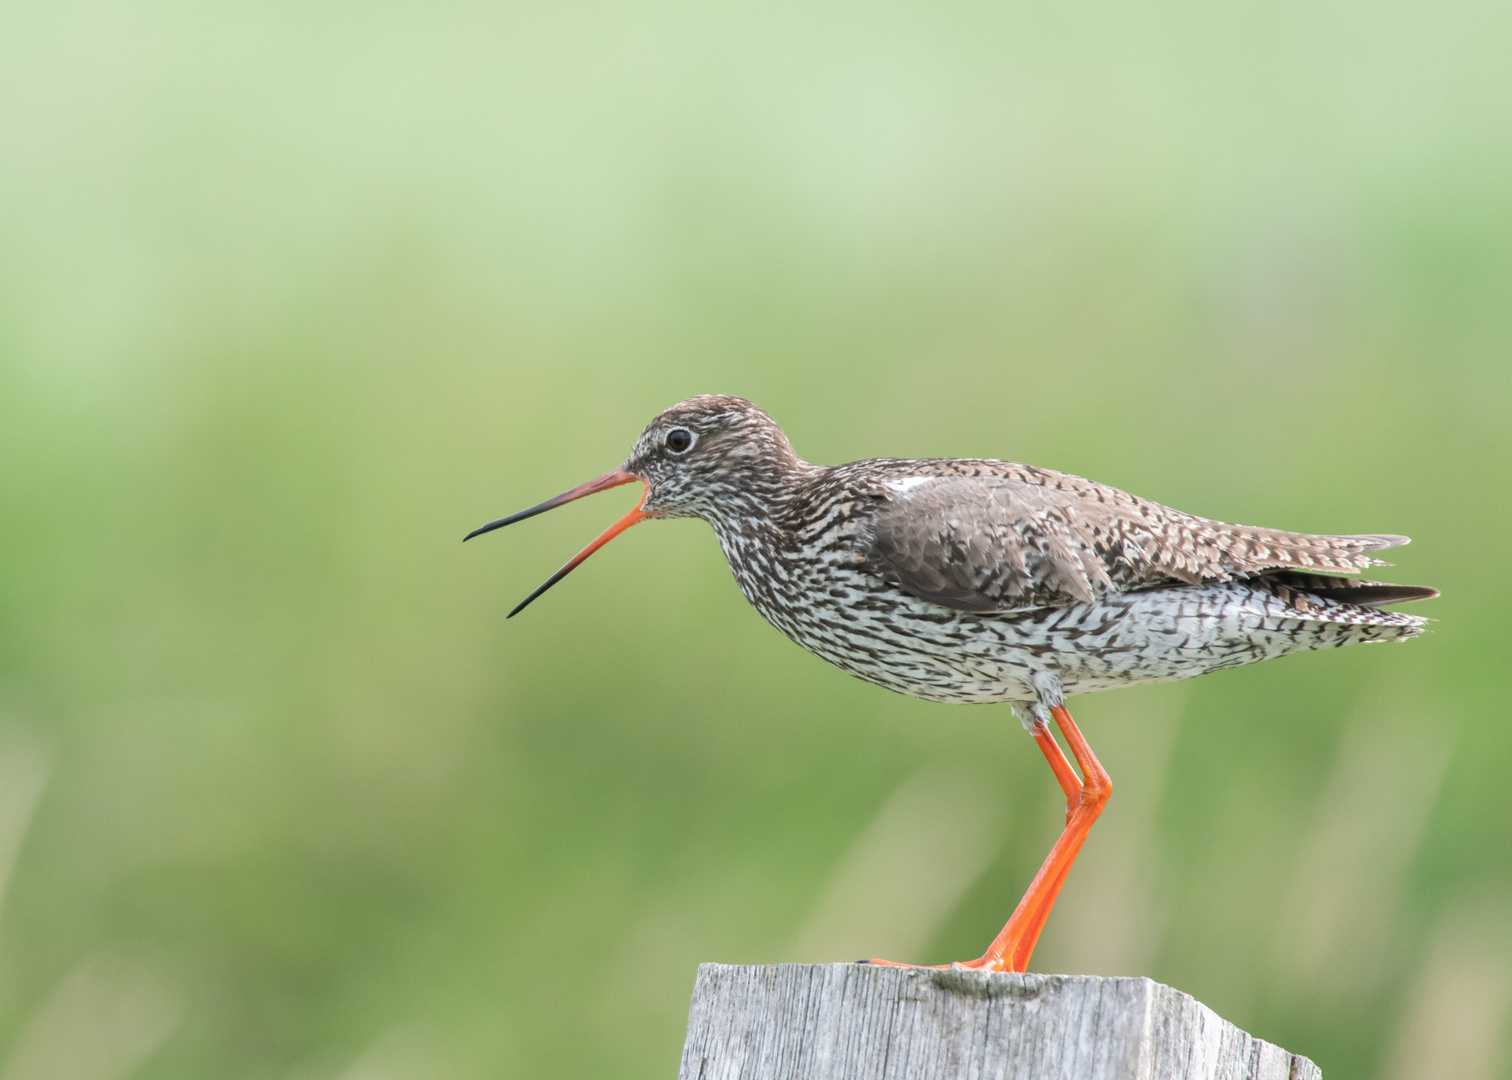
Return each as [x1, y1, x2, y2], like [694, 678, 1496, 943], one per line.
[466, 395, 1436, 972]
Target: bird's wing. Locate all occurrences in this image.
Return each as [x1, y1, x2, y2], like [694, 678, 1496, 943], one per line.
[866, 474, 1407, 613]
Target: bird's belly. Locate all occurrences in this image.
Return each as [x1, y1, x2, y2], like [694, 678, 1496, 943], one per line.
[741, 571, 1420, 706]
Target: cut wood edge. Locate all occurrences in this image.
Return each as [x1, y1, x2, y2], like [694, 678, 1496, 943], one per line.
[679, 963, 1320, 1080]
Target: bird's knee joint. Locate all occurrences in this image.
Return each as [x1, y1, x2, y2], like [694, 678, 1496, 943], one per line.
[1081, 775, 1112, 809]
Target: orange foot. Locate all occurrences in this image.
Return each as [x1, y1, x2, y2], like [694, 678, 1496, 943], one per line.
[863, 703, 1111, 974]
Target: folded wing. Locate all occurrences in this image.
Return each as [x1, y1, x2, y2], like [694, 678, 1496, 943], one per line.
[866, 474, 1420, 613]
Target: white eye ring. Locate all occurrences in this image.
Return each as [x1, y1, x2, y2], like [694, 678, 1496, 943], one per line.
[664, 427, 696, 454]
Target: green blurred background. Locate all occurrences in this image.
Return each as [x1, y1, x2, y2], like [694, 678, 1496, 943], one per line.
[0, 0, 1509, 1077]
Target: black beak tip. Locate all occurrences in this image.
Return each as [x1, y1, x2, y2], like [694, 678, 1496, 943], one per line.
[463, 519, 509, 542]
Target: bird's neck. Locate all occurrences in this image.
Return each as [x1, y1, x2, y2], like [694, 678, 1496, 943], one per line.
[701, 458, 820, 547]
[700, 460, 840, 626]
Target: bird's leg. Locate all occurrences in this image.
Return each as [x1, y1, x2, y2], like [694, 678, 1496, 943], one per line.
[1031, 720, 1082, 820]
[956, 703, 1111, 973]
[862, 704, 1109, 974]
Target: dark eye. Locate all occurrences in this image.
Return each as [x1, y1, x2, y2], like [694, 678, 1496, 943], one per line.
[665, 427, 694, 454]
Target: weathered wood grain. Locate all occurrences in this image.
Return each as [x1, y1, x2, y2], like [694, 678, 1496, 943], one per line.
[678, 963, 1319, 1080]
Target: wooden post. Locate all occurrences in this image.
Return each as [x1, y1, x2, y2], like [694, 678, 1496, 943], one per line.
[678, 963, 1320, 1080]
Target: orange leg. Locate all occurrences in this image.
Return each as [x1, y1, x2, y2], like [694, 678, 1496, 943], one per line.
[867, 703, 1111, 974]
[1031, 719, 1082, 818]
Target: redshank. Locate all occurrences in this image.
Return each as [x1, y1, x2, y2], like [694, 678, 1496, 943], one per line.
[466, 395, 1436, 972]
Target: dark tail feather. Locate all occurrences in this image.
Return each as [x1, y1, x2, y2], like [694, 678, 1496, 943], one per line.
[1261, 570, 1440, 609]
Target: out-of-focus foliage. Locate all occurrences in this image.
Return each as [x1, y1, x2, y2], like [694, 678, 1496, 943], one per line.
[0, 1, 1508, 1078]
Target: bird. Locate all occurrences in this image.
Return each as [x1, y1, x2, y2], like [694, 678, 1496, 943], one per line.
[465, 394, 1437, 973]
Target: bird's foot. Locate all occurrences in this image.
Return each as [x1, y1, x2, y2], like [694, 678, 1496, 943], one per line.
[856, 955, 1018, 973]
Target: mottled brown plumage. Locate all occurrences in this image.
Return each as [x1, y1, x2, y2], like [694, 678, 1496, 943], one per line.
[866, 467, 1424, 613]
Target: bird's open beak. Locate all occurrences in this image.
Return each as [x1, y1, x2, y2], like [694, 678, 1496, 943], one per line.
[464, 467, 647, 617]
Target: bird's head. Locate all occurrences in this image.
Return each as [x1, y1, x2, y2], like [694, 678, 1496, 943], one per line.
[625, 395, 801, 519]
[466, 395, 802, 616]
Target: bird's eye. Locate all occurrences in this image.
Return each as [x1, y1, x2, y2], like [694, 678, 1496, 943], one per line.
[665, 428, 694, 454]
